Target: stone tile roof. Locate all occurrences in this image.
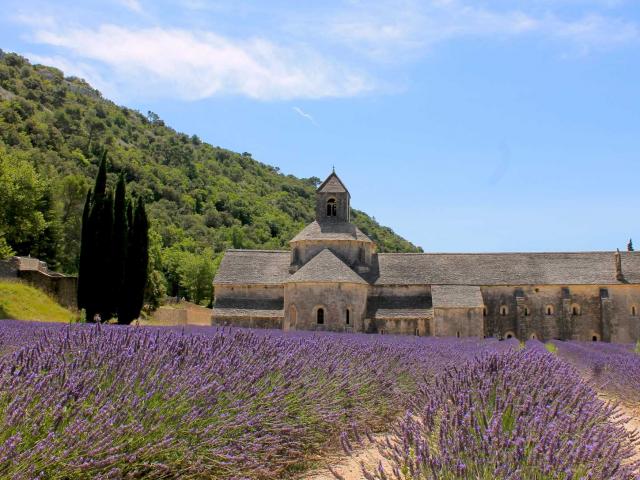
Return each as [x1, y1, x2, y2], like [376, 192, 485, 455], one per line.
[367, 294, 432, 319]
[368, 251, 640, 286]
[317, 172, 349, 194]
[214, 249, 640, 287]
[287, 249, 367, 284]
[370, 308, 433, 319]
[211, 307, 284, 318]
[290, 221, 373, 243]
[432, 285, 484, 308]
[213, 250, 290, 285]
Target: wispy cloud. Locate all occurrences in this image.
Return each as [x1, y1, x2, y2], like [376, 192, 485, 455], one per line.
[117, 0, 143, 14]
[321, 0, 639, 61]
[292, 106, 318, 126]
[24, 23, 374, 101]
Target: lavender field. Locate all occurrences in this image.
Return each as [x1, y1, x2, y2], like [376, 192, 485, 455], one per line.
[0, 321, 639, 479]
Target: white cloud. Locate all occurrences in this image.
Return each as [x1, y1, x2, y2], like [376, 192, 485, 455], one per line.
[26, 24, 374, 101]
[117, 0, 144, 14]
[292, 106, 318, 126]
[322, 0, 639, 61]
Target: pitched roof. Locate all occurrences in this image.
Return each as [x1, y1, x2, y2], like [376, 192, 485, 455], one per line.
[432, 285, 484, 308]
[287, 249, 367, 284]
[211, 307, 283, 318]
[367, 251, 640, 286]
[213, 250, 290, 285]
[290, 221, 373, 243]
[317, 172, 349, 195]
[371, 308, 433, 319]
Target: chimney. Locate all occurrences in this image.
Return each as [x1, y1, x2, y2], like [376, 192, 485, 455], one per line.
[615, 249, 624, 281]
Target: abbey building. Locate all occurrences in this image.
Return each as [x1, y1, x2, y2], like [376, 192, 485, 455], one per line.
[212, 172, 640, 342]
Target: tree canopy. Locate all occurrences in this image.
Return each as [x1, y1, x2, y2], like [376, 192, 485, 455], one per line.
[0, 50, 422, 305]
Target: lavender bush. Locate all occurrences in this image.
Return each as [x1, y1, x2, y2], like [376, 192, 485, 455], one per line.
[0, 323, 512, 479]
[363, 349, 639, 480]
[553, 340, 640, 406]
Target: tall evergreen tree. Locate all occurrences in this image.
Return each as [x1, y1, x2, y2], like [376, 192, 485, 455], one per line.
[113, 174, 128, 323]
[629, 238, 634, 252]
[93, 190, 114, 320]
[77, 188, 92, 314]
[120, 197, 149, 324]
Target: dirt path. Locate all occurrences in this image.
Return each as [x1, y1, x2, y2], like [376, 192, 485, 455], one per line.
[610, 400, 640, 466]
[300, 433, 392, 480]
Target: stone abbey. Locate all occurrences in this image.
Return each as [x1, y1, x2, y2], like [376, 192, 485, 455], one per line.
[212, 172, 640, 342]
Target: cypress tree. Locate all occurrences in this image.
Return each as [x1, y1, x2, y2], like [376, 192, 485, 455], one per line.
[121, 197, 149, 324]
[629, 239, 634, 252]
[94, 190, 114, 320]
[113, 174, 128, 323]
[77, 188, 92, 316]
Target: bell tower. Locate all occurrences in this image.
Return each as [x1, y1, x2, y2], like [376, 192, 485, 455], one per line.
[316, 170, 350, 224]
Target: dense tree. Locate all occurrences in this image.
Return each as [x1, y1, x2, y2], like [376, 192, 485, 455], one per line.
[628, 239, 634, 252]
[120, 198, 149, 324]
[0, 51, 421, 307]
[112, 174, 128, 322]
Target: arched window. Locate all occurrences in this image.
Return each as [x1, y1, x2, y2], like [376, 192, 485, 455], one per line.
[524, 307, 530, 317]
[506, 332, 514, 339]
[572, 304, 581, 316]
[500, 305, 508, 316]
[546, 305, 554, 316]
[326, 198, 337, 217]
[483, 307, 488, 317]
[345, 308, 350, 325]
[592, 335, 599, 342]
[530, 333, 537, 340]
[317, 308, 324, 325]
[632, 306, 637, 317]
[456, 331, 460, 338]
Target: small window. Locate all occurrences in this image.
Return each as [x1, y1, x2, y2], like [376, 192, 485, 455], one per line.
[506, 333, 513, 339]
[326, 198, 337, 217]
[380, 329, 384, 335]
[592, 335, 599, 342]
[546, 305, 554, 316]
[530, 333, 537, 340]
[524, 307, 530, 317]
[632, 306, 637, 317]
[345, 309, 350, 325]
[572, 304, 581, 316]
[456, 331, 460, 338]
[415, 328, 420, 336]
[483, 307, 488, 317]
[317, 308, 324, 325]
[500, 305, 508, 316]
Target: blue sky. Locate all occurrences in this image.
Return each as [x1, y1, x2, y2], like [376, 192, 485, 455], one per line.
[1, 0, 639, 252]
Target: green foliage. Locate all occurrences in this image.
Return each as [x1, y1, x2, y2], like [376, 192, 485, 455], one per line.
[78, 155, 149, 323]
[545, 342, 558, 354]
[0, 280, 76, 322]
[0, 51, 421, 305]
[635, 340, 640, 355]
[0, 234, 14, 260]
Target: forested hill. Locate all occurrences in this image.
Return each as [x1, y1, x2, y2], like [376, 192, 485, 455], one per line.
[0, 50, 421, 303]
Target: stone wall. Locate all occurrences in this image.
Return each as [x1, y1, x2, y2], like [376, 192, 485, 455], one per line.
[1, 257, 77, 309]
[214, 284, 284, 302]
[211, 315, 282, 329]
[363, 317, 429, 336]
[284, 282, 367, 332]
[0, 258, 18, 278]
[480, 284, 640, 342]
[18, 270, 78, 309]
[292, 240, 373, 268]
[434, 307, 484, 337]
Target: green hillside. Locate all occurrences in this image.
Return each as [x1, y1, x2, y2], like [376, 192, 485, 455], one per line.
[0, 50, 421, 304]
[0, 281, 76, 322]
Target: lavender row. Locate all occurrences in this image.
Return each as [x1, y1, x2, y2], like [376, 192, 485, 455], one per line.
[0, 323, 509, 479]
[363, 349, 639, 480]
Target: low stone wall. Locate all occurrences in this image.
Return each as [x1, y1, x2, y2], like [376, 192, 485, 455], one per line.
[0, 258, 18, 278]
[211, 315, 282, 329]
[151, 304, 213, 326]
[0, 257, 77, 309]
[18, 271, 78, 309]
